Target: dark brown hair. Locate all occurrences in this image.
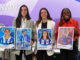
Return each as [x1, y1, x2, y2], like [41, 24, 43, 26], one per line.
[16, 5, 31, 28]
[36, 8, 52, 27]
[59, 8, 72, 26]
[4, 28, 10, 32]
[40, 30, 50, 40]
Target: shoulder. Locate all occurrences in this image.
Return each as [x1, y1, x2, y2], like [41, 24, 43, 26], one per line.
[12, 18, 17, 27]
[13, 18, 17, 22]
[29, 19, 34, 22]
[56, 20, 60, 26]
[28, 19, 35, 24]
[57, 20, 60, 24]
[48, 20, 55, 25]
[48, 20, 55, 23]
[0, 37, 3, 40]
[71, 19, 78, 23]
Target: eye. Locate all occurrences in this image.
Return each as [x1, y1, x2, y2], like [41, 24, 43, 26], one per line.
[41, 12, 43, 14]
[24, 9, 27, 11]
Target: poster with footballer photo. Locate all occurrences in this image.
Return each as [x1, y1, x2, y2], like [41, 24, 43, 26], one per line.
[37, 29, 53, 50]
[57, 27, 74, 50]
[0, 27, 15, 51]
[16, 28, 31, 50]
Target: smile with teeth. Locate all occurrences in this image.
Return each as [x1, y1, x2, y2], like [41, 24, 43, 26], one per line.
[65, 15, 69, 18]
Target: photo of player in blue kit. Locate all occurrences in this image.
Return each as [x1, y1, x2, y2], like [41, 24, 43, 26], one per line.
[16, 28, 31, 50]
[39, 30, 51, 46]
[58, 29, 73, 45]
[38, 29, 52, 50]
[0, 27, 15, 50]
[57, 27, 74, 50]
[0, 27, 15, 45]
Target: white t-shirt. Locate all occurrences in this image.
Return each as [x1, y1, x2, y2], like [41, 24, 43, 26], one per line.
[21, 18, 27, 28]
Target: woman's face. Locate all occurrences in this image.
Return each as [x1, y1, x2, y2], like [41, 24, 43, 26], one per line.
[23, 31, 27, 36]
[41, 9, 47, 19]
[21, 6, 27, 17]
[4, 29, 10, 36]
[43, 31, 47, 38]
[62, 9, 70, 21]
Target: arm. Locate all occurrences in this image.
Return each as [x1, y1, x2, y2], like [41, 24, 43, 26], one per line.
[55, 21, 60, 41]
[12, 18, 16, 27]
[74, 20, 79, 37]
[51, 21, 56, 45]
[31, 21, 37, 42]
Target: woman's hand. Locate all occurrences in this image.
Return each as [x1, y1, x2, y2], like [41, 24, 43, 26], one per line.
[74, 28, 79, 36]
[30, 40, 34, 47]
[18, 44, 21, 49]
[34, 35, 38, 40]
[7, 49, 10, 57]
[25, 41, 28, 43]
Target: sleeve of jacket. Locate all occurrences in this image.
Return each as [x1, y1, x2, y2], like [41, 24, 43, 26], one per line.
[31, 20, 37, 41]
[12, 18, 16, 27]
[52, 21, 56, 45]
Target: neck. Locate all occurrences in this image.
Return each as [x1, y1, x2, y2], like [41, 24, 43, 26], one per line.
[64, 18, 70, 23]
[4, 35, 10, 39]
[43, 37, 47, 40]
[42, 18, 47, 23]
[23, 34, 26, 37]
[22, 17, 26, 21]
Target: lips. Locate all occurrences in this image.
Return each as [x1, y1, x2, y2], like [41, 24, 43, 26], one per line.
[42, 15, 47, 17]
[65, 15, 69, 18]
[43, 16, 46, 17]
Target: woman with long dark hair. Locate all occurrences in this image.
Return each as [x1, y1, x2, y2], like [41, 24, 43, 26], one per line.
[12, 5, 37, 60]
[56, 8, 79, 60]
[15, 5, 31, 28]
[35, 8, 55, 60]
[40, 30, 50, 39]
[39, 30, 51, 45]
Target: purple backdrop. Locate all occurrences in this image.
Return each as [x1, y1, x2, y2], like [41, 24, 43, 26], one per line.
[0, 0, 80, 28]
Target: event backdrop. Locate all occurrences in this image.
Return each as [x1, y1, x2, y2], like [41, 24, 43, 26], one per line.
[0, 0, 80, 29]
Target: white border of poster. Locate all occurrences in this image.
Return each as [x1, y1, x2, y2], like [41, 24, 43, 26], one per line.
[57, 27, 74, 50]
[37, 29, 53, 50]
[0, 26, 15, 51]
[16, 28, 32, 50]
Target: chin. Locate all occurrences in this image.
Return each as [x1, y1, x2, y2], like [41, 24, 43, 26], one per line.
[64, 18, 70, 21]
[43, 17, 47, 19]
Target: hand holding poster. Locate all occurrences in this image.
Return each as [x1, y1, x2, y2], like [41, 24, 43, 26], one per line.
[37, 29, 53, 50]
[0, 27, 15, 51]
[78, 29, 80, 51]
[78, 37, 80, 51]
[57, 27, 74, 50]
[16, 28, 31, 50]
